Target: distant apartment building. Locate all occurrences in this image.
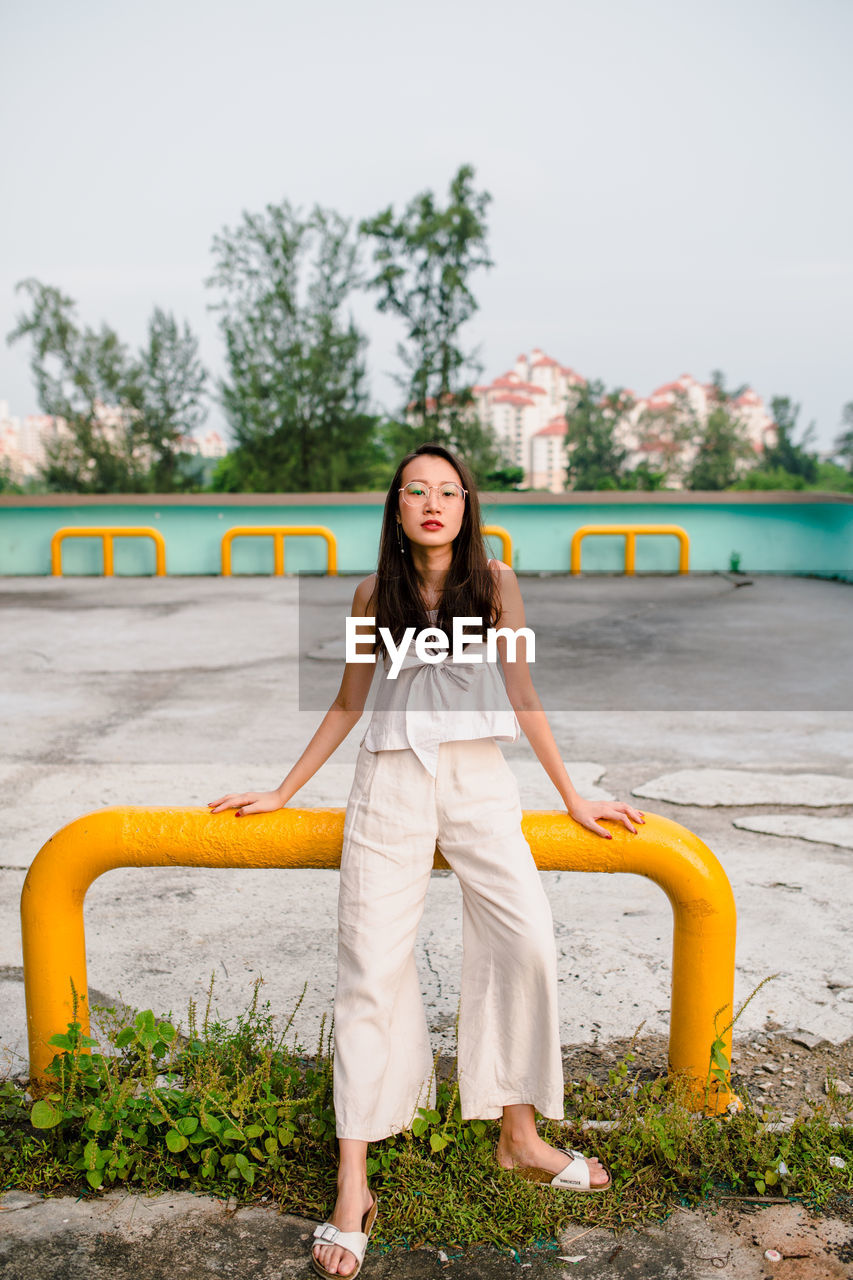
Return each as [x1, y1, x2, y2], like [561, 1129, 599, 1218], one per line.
[0, 399, 139, 479]
[620, 373, 777, 486]
[0, 401, 64, 479]
[472, 349, 587, 491]
[177, 430, 227, 459]
[0, 399, 226, 480]
[471, 353, 777, 491]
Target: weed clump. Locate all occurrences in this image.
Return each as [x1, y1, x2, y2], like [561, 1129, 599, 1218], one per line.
[1, 975, 851, 1248]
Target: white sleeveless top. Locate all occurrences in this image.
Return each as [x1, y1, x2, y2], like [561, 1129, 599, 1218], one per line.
[360, 563, 521, 777]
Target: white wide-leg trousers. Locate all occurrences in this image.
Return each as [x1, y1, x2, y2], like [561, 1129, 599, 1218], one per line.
[333, 737, 565, 1141]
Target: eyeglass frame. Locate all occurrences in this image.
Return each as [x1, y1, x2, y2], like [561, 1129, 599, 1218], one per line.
[398, 480, 468, 505]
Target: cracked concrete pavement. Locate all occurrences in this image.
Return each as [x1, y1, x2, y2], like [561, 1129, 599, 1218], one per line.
[1, 1189, 852, 1279]
[2, 572, 852, 1066]
[1, 571, 852, 1275]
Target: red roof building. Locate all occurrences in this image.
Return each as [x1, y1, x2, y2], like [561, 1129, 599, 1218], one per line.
[412, 350, 775, 492]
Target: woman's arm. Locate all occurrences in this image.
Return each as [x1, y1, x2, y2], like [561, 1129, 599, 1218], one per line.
[207, 576, 378, 817]
[489, 561, 644, 839]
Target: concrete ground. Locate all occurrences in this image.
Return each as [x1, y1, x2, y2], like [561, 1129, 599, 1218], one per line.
[1, 1189, 852, 1279]
[2, 572, 852, 1061]
[1, 571, 852, 1274]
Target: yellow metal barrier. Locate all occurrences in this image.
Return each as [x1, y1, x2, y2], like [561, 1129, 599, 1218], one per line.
[51, 527, 167, 577]
[571, 524, 689, 575]
[21, 806, 737, 1111]
[481, 525, 513, 566]
[221, 526, 338, 576]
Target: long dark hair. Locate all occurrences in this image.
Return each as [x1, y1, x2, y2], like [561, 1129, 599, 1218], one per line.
[368, 442, 500, 659]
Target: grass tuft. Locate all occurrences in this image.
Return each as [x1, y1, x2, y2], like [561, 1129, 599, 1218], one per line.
[1, 975, 851, 1248]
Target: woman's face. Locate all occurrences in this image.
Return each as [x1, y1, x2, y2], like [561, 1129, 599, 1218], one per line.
[397, 455, 466, 550]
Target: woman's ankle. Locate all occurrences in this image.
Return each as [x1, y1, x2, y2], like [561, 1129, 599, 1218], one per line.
[335, 1165, 371, 1194]
[335, 1137, 370, 1192]
[499, 1103, 539, 1147]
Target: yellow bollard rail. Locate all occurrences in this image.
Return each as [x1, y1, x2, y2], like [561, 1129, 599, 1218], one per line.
[221, 526, 338, 576]
[481, 525, 513, 566]
[51, 527, 167, 577]
[21, 806, 737, 1112]
[570, 524, 689, 576]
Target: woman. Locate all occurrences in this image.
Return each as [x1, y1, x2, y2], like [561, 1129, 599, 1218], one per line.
[209, 443, 644, 1278]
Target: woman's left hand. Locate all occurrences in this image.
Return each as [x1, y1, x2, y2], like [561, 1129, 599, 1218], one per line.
[567, 797, 645, 839]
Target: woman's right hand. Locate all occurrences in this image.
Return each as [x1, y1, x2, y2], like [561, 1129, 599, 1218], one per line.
[206, 790, 284, 817]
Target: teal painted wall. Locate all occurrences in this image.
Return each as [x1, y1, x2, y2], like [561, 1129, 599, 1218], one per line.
[488, 501, 853, 577]
[0, 505, 375, 576]
[0, 498, 851, 577]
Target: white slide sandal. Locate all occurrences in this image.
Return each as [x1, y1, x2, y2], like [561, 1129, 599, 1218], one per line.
[311, 1194, 379, 1278]
[510, 1146, 612, 1193]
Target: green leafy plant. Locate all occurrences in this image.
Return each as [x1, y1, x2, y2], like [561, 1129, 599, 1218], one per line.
[3, 974, 850, 1250]
[705, 974, 779, 1108]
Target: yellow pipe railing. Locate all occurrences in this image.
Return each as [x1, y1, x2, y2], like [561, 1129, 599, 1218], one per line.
[50, 527, 167, 577]
[481, 525, 513, 566]
[21, 806, 737, 1111]
[220, 526, 338, 576]
[570, 524, 689, 575]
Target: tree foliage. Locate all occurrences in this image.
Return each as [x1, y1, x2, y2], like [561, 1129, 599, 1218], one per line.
[632, 389, 697, 488]
[360, 164, 505, 480]
[731, 466, 808, 490]
[834, 401, 853, 474]
[684, 371, 754, 491]
[624, 460, 668, 491]
[563, 381, 631, 490]
[562, 381, 671, 490]
[482, 460, 526, 490]
[754, 396, 818, 482]
[6, 280, 207, 492]
[366, 416, 514, 492]
[137, 307, 209, 491]
[0, 459, 23, 494]
[206, 201, 383, 492]
[685, 407, 753, 490]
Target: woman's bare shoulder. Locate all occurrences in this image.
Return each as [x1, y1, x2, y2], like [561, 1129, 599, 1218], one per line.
[488, 558, 517, 585]
[488, 559, 523, 615]
[352, 572, 378, 615]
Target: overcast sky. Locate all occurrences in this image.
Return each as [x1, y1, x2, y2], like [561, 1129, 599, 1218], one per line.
[3, 0, 851, 450]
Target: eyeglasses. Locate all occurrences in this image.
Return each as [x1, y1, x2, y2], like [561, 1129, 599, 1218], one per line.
[399, 480, 467, 505]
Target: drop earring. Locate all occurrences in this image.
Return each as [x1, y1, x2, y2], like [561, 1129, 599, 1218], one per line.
[396, 519, 406, 554]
